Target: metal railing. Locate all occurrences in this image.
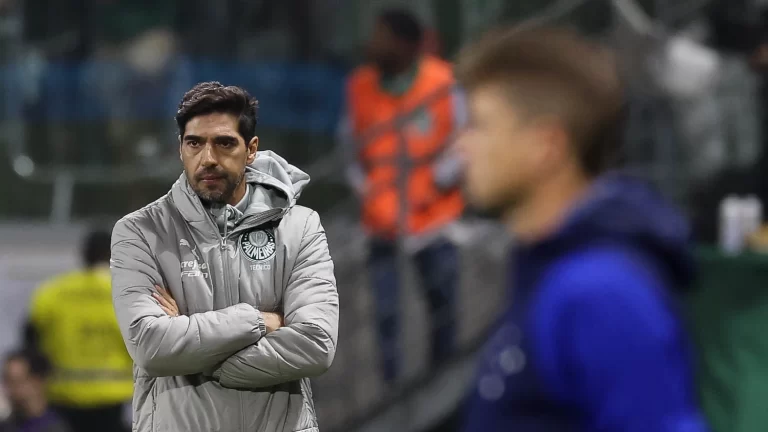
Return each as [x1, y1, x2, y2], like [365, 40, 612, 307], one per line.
[0, 0, 721, 223]
[0, 59, 346, 222]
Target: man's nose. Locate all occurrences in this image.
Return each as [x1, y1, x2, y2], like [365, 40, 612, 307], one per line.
[200, 143, 218, 166]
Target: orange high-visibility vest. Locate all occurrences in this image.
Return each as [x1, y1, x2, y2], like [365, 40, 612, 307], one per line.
[347, 56, 464, 238]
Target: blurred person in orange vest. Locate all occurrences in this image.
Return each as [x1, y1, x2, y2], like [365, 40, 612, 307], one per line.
[338, 8, 466, 383]
[23, 230, 132, 432]
[0, 350, 70, 432]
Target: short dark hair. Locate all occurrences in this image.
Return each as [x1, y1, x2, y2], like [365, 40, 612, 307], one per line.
[176, 81, 259, 143]
[82, 229, 112, 268]
[378, 8, 424, 46]
[456, 26, 624, 177]
[5, 349, 51, 379]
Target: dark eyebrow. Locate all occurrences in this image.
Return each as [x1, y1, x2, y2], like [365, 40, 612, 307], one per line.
[182, 134, 239, 144]
[213, 135, 239, 144]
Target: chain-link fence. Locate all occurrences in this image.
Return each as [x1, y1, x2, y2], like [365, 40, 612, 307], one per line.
[0, 0, 747, 221]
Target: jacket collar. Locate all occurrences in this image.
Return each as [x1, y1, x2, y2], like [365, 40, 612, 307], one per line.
[171, 172, 289, 221]
[169, 151, 309, 237]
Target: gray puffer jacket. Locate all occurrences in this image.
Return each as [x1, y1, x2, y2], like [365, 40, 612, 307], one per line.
[110, 151, 338, 432]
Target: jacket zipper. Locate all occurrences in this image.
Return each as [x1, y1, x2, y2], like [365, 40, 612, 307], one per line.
[218, 210, 244, 432]
[221, 209, 232, 306]
[221, 208, 282, 432]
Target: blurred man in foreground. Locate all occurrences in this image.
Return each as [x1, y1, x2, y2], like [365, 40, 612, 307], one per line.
[0, 350, 69, 432]
[455, 27, 708, 431]
[25, 230, 132, 432]
[340, 8, 464, 383]
[111, 82, 338, 432]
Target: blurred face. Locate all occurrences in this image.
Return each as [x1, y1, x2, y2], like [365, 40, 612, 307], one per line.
[3, 359, 43, 411]
[458, 84, 562, 213]
[367, 21, 411, 75]
[0, 0, 15, 16]
[180, 112, 258, 205]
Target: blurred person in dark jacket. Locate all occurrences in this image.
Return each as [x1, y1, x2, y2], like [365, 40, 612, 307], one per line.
[338, 8, 466, 384]
[0, 350, 69, 432]
[24, 230, 132, 432]
[455, 26, 708, 431]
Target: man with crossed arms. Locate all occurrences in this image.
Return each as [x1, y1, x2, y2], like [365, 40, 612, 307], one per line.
[111, 82, 339, 432]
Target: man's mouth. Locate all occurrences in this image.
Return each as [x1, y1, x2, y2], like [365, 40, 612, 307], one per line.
[199, 175, 225, 184]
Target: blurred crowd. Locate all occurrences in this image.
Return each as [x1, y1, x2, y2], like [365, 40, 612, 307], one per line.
[0, 0, 344, 168]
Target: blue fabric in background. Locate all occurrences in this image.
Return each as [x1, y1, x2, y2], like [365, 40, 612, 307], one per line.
[190, 61, 345, 132]
[0, 60, 346, 134]
[463, 174, 709, 432]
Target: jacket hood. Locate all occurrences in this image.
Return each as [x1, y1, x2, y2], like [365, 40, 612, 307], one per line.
[244, 150, 310, 207]
[171, 150, 310, 224]
[532, 174, 694, 288]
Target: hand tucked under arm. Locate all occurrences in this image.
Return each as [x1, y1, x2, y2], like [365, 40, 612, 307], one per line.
[111, 219, 267, 377]
[211, 210, 339, 389]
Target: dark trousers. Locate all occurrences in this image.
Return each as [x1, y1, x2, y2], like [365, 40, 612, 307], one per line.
[368, 237, 459, 383]
[53, 403, 128, 432]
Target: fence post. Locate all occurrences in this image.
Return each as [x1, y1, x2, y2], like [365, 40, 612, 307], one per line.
[50, 171, 74, 225]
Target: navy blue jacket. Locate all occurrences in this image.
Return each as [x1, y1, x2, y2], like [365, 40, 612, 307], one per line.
[463, 175, 708, 432]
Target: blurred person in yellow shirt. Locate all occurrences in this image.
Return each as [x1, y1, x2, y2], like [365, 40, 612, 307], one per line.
[24, 230, 132, 432]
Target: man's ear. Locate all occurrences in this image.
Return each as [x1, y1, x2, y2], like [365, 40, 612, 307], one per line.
[531, 116, 569, 174]
[246, 136, 259, 164]
[178, 135, 183, 162]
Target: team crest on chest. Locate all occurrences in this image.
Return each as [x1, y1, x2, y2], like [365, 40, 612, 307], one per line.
[239, 228, 277, 262]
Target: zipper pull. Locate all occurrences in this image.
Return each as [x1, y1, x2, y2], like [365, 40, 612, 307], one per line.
[221, 207, 233, 252]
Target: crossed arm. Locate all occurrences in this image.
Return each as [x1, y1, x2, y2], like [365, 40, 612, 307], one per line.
[153, 286, 283, 333]
[111, 211, 339, 387]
